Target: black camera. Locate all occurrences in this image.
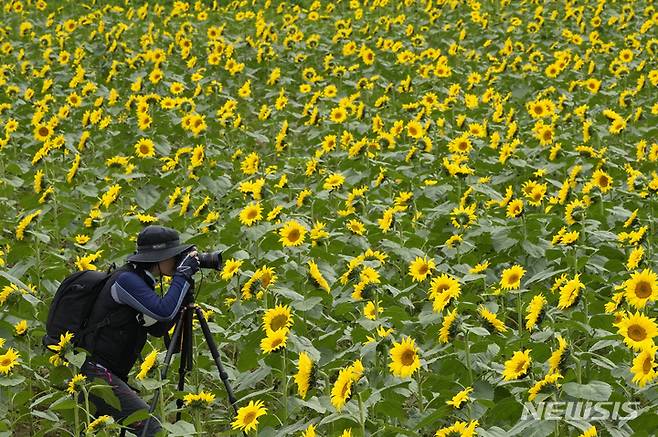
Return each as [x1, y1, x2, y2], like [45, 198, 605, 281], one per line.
[180, 248, 223, 270]
[198, 250, 222, 270]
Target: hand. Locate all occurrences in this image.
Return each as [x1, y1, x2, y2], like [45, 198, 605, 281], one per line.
[176, 250, 199, 280]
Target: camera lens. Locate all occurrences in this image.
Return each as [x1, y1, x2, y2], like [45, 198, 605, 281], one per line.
[198, 251, 222, 270]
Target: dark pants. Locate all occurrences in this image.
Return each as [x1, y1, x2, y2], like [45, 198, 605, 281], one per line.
[80, 361, 162, 437]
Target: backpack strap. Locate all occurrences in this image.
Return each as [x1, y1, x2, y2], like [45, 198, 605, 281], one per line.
[80, 265, 135, 354]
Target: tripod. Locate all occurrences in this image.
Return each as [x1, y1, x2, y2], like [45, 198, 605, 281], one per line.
[141, 293, 245, 437]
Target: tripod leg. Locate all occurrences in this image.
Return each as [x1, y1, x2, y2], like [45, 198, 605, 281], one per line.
[193, 307, 240, 414]
[175, 308, 194, 422]
[141, 307, 187, 437]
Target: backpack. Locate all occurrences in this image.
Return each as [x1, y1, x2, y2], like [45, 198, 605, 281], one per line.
[42, 265, 121, 349]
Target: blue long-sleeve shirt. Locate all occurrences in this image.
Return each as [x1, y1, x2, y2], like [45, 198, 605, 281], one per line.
[109, 270, 190, 322]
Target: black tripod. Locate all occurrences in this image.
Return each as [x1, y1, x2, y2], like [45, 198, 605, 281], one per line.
[141, 293, 245, 437]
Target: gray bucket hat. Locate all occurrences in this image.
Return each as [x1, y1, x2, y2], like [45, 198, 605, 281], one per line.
[126, 225, 194, 263]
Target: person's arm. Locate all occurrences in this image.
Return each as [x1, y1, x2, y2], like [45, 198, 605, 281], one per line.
[110, 272, 191, 321]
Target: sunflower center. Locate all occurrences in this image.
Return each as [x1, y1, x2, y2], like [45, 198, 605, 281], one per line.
[140, 145, 150, 154]
[340, 381, 350, 397]
[599, 176, 609, 187]
[515, 360, 527, 373]
[508, 274, 519, 284]
[436, 284, 450, 293]
[0, 357, 11, 366]
[247, 209, 258, 219]
[270, 314, 288, 331]
[243, 411, 256, 424]
[417, 264, 428, 275]
[635, 280, 652, 298]
[270, 337, 283, 349]
[400, 350, 415, 366]
[38, 126, 49, 137]
[458, 141, 468, 151]
[534, 106, 543, 115]
[542, 130, 552, 141]
[628, 324, 647, 342]
[287, 229, 300, 242]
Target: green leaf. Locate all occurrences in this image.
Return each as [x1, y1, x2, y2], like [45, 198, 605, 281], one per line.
[134, 185, 160, 210]
[161, 420, 196, 436]
[0, 375, 25, 387]
[562, 381, 612, 401]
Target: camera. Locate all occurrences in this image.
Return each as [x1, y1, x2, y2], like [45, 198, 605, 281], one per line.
[180, 248, 223, 270]
[198, 250, 222, 270]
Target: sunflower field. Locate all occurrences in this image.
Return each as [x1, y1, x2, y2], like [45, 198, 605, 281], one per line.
[1, 0, 658, 435]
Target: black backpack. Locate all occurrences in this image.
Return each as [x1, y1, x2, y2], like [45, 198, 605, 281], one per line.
[42, 265, 121, 349]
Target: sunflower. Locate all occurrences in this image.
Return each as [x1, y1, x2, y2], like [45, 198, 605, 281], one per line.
[34, 123, 52, 141]
[239, 202, 263, 226]
[592, 169, 613, 193]
[330, 106, 347, 123]
[478, 305, 508, 333]
[502, 349, 532, 381]
[525, 294, 547, 330]
[626, 246, 644, 270]
[279, 220, 306, 247]
[548, 336, 568, 374]
[86, 416, 113, 434]
[260, 329, 288, 354]
[0, 348, 20, 375]
[294, 352, 314, 399]
[308, 260, 330, 292]
[430, 274, 461, 312]
[331, 366, 355, 410]
[66, 373, 87, 395]
[615, 311, 658, 352]
[263, 304, 293, 333]
[231, 400, 267, 432]
[183, 390, 215, 408]
[408, 256, 435, 282]
[578, 426, 597, 437]
[136, 349, 159, 380]
[221, 258, 243, 281]
[506, 199, 524, 218]
[301, 424, 317, 437]
[631, 346, 657, 387]
[624, 269, 658, 309]
[14, 319, 27, 336]
[134, 138, 155, 158]
[450, 203, 477, 229]
[323, 172, 346, 191]
[528, 372, 562, 401]
[406, 120, 425, 139]
[389, 337, 421, 378]
[500, 265, 525, 290]
[347, 219, 366, 235]
[557, 274, 585, 309]
[448, 134, 472, 154]
[439, 308, 459, 343]
[435, 420, 479, 437]
[445, 387, 473, 409]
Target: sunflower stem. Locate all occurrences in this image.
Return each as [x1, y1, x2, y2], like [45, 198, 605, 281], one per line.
[464, 331, 473, 386]
[83, 387, 91, 429]
[282, 348, 288, 426]
[74, 395, 80, 436]
[358, 392, 366, 436]
[517, 290, 523, 338]
[416, 368, 423, 413]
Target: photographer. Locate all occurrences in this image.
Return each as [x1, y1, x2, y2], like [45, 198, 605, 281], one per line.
[78, 225, 200, 437]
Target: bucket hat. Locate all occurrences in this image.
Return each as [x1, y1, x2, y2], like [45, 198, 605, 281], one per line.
[126, 225, 194, 263]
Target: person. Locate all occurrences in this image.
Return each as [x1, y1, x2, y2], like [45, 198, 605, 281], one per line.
[77, 225, 200, 437]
